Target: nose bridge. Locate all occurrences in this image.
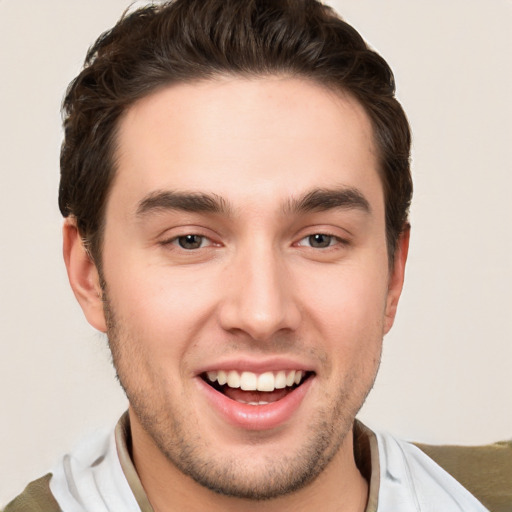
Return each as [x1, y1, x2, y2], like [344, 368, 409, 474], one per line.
[219, 236, 300, 340]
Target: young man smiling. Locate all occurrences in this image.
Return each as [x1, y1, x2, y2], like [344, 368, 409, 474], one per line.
[4, 1, 509, 511]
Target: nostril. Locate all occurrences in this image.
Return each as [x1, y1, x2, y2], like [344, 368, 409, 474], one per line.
[217, 275, 302, 340]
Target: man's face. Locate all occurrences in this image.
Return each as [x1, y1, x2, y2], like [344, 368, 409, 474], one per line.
[83, 77, 405, 498]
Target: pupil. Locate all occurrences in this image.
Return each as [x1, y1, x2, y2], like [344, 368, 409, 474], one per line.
[178, 235, 202, 249]
[309, 234, 331, 248]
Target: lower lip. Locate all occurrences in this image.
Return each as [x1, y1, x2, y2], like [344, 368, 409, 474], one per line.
[197, 376, 314, 431]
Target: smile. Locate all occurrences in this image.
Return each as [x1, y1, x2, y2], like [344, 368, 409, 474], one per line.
[198, 368, 314, 427]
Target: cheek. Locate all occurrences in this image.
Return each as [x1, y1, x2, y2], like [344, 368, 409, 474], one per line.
[300, 264, 388, 329]
[295, 261, 388, 374]
[104, 259, 220, 352]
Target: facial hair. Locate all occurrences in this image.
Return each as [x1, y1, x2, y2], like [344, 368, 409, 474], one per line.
[102, 290, 380, 500]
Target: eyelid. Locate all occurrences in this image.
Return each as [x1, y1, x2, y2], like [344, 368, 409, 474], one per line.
[157, 225, 222, 248]
[176, 234, 211, 248]
[295, 233, 346, 249]
[161, 233, 215, 247]
[292, 223, 352, 244]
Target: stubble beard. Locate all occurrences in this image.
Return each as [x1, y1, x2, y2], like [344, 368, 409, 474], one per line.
[102, 293, 380, 501]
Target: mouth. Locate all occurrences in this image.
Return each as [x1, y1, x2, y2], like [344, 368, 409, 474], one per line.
[200, 369, 314, 406]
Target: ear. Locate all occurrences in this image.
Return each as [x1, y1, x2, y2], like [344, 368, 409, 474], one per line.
[63, 218, 107, 333]
[384, 225, 410, 334]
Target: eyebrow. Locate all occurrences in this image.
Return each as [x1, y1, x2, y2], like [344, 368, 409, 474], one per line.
[136, 191, 231, 217]
[135, 186, 370, 218]
[284, 187, 371, 215]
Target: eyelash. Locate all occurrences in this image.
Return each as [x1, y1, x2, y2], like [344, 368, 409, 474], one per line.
[161, 234, 214, 250]
[160, 232, 347, 252]
[295, 233, 347, 250]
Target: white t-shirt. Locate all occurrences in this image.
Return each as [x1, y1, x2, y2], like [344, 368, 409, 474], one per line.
[49, 415, 489, 512]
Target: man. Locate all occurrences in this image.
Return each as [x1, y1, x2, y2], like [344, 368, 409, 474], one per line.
[3, 1, 510, 511]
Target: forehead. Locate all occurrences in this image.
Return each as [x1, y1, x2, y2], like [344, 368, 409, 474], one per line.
[111, 76, 381, 214]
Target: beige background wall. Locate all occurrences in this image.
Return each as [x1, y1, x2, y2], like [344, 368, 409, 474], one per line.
[1, 0, 511, 505]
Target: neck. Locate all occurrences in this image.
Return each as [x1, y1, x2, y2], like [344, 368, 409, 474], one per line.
[128, 409, 369, 512]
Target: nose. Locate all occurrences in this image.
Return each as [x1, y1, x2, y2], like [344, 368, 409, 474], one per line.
[218, 244, 301, 341]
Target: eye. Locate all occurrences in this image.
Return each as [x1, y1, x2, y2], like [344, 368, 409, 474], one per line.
[174, 234, 210, 250]
[297, 233, 339, 249]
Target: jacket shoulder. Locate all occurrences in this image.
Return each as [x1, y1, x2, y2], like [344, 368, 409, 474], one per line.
[415, 440, 512, 512]
[3, 473, 61, 512]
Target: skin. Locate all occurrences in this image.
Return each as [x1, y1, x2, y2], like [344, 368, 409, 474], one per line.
[64, 76, 409, 512]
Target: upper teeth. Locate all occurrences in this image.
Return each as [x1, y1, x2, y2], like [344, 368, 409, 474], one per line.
[206, 370, 304, 392]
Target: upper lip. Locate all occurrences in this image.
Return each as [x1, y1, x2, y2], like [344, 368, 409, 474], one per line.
[194, 357, 316, 376]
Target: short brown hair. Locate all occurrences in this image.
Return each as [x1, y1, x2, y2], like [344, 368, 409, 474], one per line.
[59, 0, 412, 265]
